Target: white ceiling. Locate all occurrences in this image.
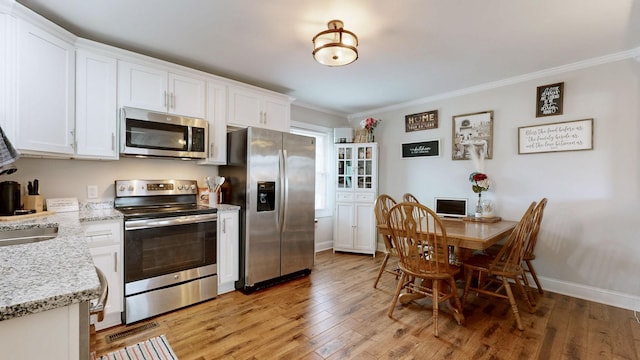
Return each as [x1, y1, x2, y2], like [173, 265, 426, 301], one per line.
[15, 0, 640, 117]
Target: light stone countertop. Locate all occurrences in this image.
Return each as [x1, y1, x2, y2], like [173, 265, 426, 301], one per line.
[0, 203, 239, 322]
[0, 208, 123, 321]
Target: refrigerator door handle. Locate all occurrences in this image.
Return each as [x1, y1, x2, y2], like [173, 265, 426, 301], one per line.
[278, 149, 286, 233]
[282, 149, 289, 232]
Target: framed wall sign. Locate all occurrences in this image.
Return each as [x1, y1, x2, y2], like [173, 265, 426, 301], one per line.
[405, 110, 438, 132]
[536, 82, 564, 117]
[402, 139, 440, 158]
[518, 118, 593, 154]
[452, 110, 493, 160]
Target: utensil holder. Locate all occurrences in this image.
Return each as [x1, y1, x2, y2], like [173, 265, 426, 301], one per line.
[24, 195, 44, 212]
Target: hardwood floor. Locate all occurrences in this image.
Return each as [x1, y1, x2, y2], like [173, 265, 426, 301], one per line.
[92, 250, 640, 359]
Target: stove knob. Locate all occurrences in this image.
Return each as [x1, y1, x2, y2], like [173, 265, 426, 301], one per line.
[128, 185, 134, 192]
[118, 185, 126, 192]
[177, 184, 183, 190]
[190, 184, 196, 190]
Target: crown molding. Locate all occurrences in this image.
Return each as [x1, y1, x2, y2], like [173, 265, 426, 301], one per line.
[350, 47, 640, 119]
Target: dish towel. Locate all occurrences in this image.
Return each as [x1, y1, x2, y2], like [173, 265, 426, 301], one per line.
[93, 334, 178, 360]
[0, 125, 19, 167]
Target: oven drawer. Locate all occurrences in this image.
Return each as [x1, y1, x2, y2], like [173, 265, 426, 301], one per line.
[124, 274, 217, 324]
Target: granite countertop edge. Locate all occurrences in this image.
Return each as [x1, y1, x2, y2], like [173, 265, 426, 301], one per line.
[0, 208, 123, 321]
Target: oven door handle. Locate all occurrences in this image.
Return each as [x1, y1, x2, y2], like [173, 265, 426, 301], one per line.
[125, 213, 218, 230]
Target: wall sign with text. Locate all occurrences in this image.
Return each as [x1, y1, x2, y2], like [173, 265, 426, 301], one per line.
[402, 140, 440, 158]
[405, 110, 438, 132]
[518, 118, 593, 154]
[536, 82, 564, 117]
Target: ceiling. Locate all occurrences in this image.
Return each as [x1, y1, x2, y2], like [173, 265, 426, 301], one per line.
[15, 0, 640, 117]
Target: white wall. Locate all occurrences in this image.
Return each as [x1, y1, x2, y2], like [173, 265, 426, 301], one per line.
[357, 58, 640, 311]
[8, 157, 219, 202]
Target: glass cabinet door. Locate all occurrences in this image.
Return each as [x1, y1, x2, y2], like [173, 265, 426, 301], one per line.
[336, 145, 353, 189]
[356, 145, 374, 189]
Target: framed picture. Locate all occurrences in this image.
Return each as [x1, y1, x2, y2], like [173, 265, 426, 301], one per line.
[536, 82, 564, 117]
[452, 110, 493, 160]
[518, 118, 593, 154]
[405, 110, 438, 132]
[402, 139, 440, 158]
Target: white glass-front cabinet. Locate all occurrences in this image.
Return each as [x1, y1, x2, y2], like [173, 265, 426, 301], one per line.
[227, 85, 291, 132]
[118, 60, 206, 119]
[15, 18, 75, 155]
[333, 143, 378, 256]
[75, 46, 118, 159]
[218, 208, 239, 294]
[82, 220, 123, 331]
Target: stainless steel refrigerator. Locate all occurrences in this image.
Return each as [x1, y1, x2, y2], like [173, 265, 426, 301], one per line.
[219, 127, 315, 293]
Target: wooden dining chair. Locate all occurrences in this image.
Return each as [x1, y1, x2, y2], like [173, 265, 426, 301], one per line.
[373, 194, 400, 288]
[402, 193, 420, 203]
[461, 201, 537, 331]
[386, 202, 465, 337]
[522, 198, 548, 294]
[483, 198, 548, 296]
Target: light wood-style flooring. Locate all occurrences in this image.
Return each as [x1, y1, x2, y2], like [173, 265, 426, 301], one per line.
[92, 250, 640, 359]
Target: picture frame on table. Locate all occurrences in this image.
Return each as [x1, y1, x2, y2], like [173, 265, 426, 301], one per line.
[452, 110, 493, 160]
[536, 82, 564, 117]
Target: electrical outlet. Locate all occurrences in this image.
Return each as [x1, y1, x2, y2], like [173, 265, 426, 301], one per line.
[87, 185, 98, 199]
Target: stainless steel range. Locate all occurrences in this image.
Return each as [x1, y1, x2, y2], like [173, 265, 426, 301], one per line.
[114, 179, 217, 324]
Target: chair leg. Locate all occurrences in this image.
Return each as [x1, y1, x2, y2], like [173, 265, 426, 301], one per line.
[432, 279, 440, 337]
[373, 253, 390, 288]
[517, 271, 537, 309]
[525, 259, 544, 294]
[502, 277, 524, 331]
[513, 274, 535, 313]
[461, 268, 472, 308]
[447, 277, 465, 326]
[388, 272, 406, 318]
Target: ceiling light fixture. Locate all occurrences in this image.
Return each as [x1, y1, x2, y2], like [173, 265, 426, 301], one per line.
[312, 20, 358, 67]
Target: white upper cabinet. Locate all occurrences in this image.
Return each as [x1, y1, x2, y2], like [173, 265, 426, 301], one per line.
[16, 18, 75, 155]
[118, 60, 206, 119]
[198, 80, 228, 165]
[75, 47, 118, 159]
[228, 85, 291, 132]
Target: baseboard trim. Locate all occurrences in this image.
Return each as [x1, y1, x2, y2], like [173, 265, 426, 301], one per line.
[315, 241, 333, 253]
[535, 275, 640, 311]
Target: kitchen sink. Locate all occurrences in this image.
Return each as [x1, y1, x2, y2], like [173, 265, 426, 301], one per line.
[0, 227, 58, 246]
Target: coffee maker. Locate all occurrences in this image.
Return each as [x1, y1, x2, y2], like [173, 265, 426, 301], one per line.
[0, 181, 21, 215]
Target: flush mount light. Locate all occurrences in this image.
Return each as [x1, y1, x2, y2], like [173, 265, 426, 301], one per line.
[312, 20, 358, 66]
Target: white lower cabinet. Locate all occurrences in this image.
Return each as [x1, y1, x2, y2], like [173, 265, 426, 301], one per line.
[82, 219, 123, 330]
[0, 302, 88, 360]
[217, 209, 239, 294]
[333, 194, 377, 256]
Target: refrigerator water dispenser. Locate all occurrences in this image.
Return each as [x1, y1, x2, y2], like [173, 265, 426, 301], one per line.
[257, 181, 275, 212]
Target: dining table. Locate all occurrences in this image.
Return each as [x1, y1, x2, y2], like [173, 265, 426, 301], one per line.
[378, 217, 518, 304]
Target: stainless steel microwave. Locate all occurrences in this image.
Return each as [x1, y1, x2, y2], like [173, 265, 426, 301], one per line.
[120, 107, 208, 159]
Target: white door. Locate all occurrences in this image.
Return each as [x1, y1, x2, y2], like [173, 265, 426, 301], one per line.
[118, 61, 167, 113]
[168, 72, 206, 118]
[16, 19, 74, 154]
[75, 49, 118, 159]
[334, 202, 355, 249]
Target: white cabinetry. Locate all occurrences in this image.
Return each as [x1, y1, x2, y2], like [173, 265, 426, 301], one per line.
[118, 60, 206, 118]
[82, 219, 123, 330]
[333, 143, 378, 256]
[0, 302, 88, 360]
[15, 18, 75, 155]
[75, 46, 118, 159]
[217, 208, 239, 294]
[198, 80, 228, 165]
[228, 86, 291, 132]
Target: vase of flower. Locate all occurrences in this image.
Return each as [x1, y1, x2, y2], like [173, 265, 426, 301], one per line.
[469, 171, 490, 218]
[475, 193, 483, 217]
[361, 117, 380, 143]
